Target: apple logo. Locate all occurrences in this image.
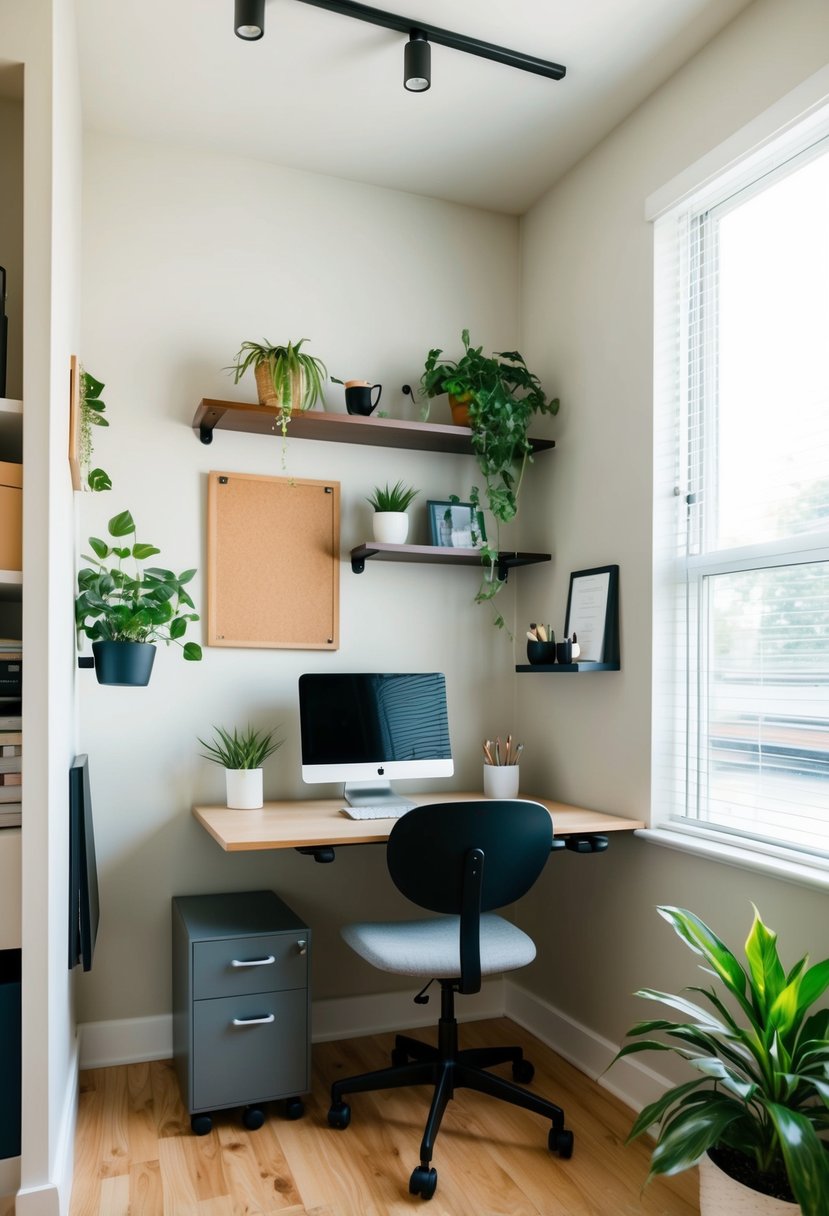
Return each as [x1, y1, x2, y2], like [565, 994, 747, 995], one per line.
[377, 766, 385, 775]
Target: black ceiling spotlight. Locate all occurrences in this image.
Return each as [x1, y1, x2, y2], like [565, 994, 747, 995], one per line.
[235, 0, 265, 40]
[404, 30, 430, 93]
[236, 1, 566, 91]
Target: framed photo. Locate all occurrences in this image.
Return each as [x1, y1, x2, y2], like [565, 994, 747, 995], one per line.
[564, 564, 619, 664]
[427, 500, 486, 549]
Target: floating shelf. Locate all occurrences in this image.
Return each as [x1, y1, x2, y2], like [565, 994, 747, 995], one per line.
[515, 661, 620, 673]
[193, 399, 555, 457]
[350, 543, 551, 578]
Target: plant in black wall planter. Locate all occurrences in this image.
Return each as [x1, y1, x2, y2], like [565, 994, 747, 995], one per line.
[75, 510, 202, 686]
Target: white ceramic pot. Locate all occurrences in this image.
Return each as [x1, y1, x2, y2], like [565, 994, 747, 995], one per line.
[699, 1153, 798, 1216]
[372, 512, 409, 544]
[225, 768, 264, 810]
[482, 764, 520, 799]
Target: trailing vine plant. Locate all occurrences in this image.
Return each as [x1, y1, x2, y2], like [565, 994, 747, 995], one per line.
[79, 369, 112, 492]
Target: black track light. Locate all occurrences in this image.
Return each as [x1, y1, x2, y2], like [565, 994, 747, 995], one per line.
[404, 30, 430, 93]
[235, 0, 265, 40]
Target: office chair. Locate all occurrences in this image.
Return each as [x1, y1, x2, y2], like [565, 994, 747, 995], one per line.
[327, 799, 573, 1200]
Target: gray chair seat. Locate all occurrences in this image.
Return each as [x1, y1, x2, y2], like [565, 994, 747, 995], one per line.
[341, 912, 536, 977]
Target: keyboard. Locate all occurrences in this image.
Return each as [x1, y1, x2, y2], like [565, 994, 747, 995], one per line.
[340, 803, 414, 820]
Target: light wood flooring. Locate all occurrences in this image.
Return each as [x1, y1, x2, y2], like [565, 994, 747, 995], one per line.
[67, 1018, 699, 1215]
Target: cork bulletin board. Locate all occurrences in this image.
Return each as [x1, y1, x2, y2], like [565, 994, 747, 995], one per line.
[207, 471, 340, 649]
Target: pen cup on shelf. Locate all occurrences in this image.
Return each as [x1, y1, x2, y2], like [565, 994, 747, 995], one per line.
[483, 763, 520, 799]
[526, 640, 557, 665]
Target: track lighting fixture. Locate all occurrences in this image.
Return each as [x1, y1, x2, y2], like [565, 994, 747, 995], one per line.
[234, 0, 265, 41]
[234, 0, 566, 91]
[404, 31, 430, 93]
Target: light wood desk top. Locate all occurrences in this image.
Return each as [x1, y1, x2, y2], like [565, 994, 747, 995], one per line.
[192, 792, 645, 853]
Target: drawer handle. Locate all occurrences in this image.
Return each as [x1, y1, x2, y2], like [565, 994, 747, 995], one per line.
[232, 1013, 275, 1026]
[297, 939, 307, 955]
[230, 955, 276, 968]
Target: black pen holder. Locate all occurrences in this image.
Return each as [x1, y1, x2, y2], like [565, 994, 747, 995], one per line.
[526, 640, 557, 665]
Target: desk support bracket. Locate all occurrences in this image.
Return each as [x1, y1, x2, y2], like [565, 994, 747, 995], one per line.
[295, 846, 336, 863]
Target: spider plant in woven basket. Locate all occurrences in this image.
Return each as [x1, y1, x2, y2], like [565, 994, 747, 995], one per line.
[228, 339, 327, 437]
[611, 905, 829, 1215]
[198, 724, 283, 770]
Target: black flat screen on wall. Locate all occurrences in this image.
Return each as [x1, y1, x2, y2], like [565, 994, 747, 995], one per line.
[68, 754, 99, 971]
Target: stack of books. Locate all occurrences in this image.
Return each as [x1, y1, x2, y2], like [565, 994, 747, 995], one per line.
[0, 638, 21, 828]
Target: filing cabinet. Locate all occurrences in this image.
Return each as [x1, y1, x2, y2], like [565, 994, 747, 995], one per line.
[172, 889, 310, 1134]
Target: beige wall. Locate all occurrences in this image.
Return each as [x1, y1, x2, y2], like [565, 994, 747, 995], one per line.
[0, 93, 23, 401]
[515, 0, 829, 1047]
[78, 134, 522, 1023]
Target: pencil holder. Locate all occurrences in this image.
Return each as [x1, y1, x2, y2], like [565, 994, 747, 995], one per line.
[483, 764, 520, 798]
[526, 640, 557, 665]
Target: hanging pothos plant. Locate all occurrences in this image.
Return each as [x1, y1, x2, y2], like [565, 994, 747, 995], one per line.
[421, 331, 559, 629]
[79, 369, 112, 492]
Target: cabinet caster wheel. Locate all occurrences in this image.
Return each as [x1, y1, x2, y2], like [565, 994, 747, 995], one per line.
[512, 1058, 535, 1084]
[242, 1106, 265, 1131]
[285, 1097, 304, 1120]
[190, 1113, 213, 1136]
[409, 1165, 437, 1200]
[390, 1047, 408, 1067]
[327, 1101, 351, 1129]
[548, 1127, 574, 1158]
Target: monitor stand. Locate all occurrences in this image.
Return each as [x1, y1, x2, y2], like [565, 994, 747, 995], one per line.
[343, 781, 415, 811]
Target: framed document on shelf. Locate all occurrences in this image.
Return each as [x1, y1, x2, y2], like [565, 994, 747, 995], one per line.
[564, 565, 619, 664]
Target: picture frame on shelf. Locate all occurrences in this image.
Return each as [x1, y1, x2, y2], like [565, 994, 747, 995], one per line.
[427, 500, 487, 549]
[564, 564, 619, 664]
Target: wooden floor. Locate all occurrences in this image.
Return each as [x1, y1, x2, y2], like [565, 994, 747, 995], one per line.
[67, 1018, 699, 1215]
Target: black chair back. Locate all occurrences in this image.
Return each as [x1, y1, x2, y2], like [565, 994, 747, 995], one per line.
[387, 800, 553, 993]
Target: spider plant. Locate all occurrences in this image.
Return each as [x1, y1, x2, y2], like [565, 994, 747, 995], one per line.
[366, 481, 419, 513]
[228, 338, 327, 437]
[198, 724, 283, 770]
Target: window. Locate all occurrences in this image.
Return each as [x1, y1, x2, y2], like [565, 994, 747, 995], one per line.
[652, 102, 829, 879]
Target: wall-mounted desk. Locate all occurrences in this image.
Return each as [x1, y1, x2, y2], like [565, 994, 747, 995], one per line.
[192, 793, 644, 862]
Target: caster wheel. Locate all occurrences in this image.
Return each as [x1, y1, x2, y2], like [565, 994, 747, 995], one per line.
[409, 1165, 437, 1200]
[390, 1047, 408, 1067]
[549, 1127, 574, 1159]
[190, 1113, 213, 1136]
[285, 1096, 304, 1121]
[327, 1101, 351, 1130]
[242, 1106, 265, 1131]
[512, 1058, 535, 1084]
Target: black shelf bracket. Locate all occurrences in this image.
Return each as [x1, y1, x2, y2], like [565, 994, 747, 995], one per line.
[198, 423, 214, 445]
[351, 555, 366, 574]
[295, 846, 336, 863]
[564, 834, 609, 854]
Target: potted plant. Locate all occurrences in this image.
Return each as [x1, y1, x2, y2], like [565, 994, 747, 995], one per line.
[366, 480, 419, 544]
[612, 905, 829, 1215]
[228, 338, 327, 437]
[420, 330, 559, 628]
[198, 724, 283, 810]
[75, 509, 202, 686]
[78, 367, 111, 492]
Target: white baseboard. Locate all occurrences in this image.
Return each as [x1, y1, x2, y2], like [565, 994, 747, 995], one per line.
[14, 1035, 80, 1216]
[78, 979, 672, 1120]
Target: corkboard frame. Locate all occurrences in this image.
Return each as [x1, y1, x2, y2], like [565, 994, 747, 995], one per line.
[207, 470, 340, 650]
[68, 354, 81, 491]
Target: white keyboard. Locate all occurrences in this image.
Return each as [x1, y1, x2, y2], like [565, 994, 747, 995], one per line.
[340, 803, 414, 820]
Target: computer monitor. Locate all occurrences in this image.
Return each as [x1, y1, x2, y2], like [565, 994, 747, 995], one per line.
[299, 672, 453, 809]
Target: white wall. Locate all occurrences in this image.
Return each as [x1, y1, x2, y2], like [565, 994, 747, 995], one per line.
[77, 134, 524, 1024]
[515, 0, 829, 1051]
[0, 92, 23, 401]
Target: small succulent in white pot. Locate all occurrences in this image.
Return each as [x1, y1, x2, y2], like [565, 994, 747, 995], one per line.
[366, 480, 419, 544]
[198, 724, 283, 810]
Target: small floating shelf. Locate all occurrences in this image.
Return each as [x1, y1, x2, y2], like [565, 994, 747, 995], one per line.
[350, 543, 551, 578]
[516, 661, 620, 673]
[193, 399, 555, 457]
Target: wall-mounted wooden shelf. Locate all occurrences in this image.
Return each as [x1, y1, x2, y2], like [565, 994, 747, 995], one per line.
[193, 399, 555, 457]
[350, 542, 551, 579]
[515, 661, 620, 673]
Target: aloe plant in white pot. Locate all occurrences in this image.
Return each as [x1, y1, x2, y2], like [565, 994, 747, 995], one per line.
[366, 480, 419, 544]
[198, 724, 283, 810]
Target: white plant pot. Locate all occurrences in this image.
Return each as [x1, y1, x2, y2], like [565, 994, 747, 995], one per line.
[699, 1153, 798, 1215]
[372, 512, 409, 544]
[225, 768, 263, 810]
[482, 764, 520, 799]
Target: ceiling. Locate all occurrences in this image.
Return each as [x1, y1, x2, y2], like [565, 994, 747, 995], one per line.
[76, 0, 754, 214]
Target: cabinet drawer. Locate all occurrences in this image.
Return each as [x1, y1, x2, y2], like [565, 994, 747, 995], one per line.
[192, 989, 308, 1110]
[193, 933, 307, 999]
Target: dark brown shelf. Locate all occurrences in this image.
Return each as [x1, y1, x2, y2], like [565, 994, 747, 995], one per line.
[515, 662, 620, 673]
[350, 543, 551, 578]
[193, 399, 556, 456]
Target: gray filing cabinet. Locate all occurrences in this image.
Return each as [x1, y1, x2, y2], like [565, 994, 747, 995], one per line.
[172, 889, 310, 1135]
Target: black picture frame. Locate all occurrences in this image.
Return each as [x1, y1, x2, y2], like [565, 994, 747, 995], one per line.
[427, 500, 486, 549]
[68, 754, 100, 972]
[564, 564, 619, 665]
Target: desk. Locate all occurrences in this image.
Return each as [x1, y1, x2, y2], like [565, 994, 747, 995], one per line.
[192, 792, 644, 859]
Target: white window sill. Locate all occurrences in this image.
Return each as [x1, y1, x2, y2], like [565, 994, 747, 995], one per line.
[635, 827, 829, 892]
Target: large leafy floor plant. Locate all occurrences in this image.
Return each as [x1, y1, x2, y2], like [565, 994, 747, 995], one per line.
[613, 905, 829, 1215]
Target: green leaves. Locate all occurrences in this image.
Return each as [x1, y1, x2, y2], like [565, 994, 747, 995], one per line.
[75, 510, 201, 663]
[198, 724, 283, 768]
[79, 369, 111, 491]
[366, 480, 419, 513]
[228, 338, 327, 417]
[612, 905, 829, 1212]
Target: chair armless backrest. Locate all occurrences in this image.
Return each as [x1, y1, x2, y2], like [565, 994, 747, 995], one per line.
[387, 800, 553, 994]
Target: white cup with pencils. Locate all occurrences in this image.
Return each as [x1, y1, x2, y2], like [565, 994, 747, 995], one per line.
[482, 735, 522, 798]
